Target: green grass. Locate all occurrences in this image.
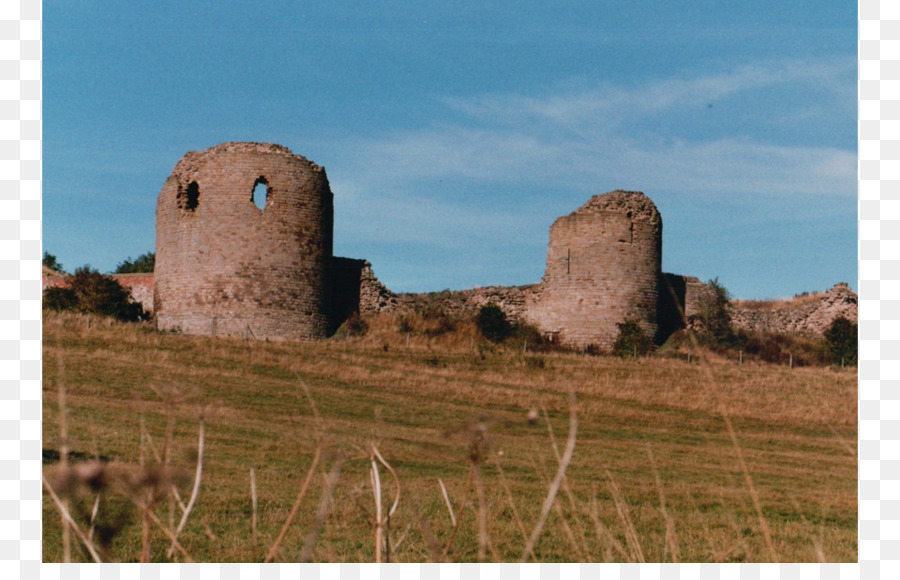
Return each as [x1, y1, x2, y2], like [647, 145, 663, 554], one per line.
[41, 311, 857, 562]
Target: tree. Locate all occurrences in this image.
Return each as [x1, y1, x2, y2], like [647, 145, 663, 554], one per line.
[42, 251, 65, 274]
[43, 266, 146, 322]
[823, 316, 857, 366]
[114, 252, 155, 274]
[476, 303, 512, 343]
[696, 277, 734, 343]
[611, 318, 655, 358]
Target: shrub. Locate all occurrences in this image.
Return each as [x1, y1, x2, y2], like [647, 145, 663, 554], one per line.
[510, 322, 550, 351]
[397, 315, 414, 334]
[823, 316, 857, 366]
[736, 329, 825, 367]
[695, 277, 737, 345]
[114, 252, 155, 274]
[42, 266, 146, 322]
[611, 318, 655, 358]
[42, 286, 78, 312]
[43, 251, 65, 274]
[476, 304, 512, 343]
[336, 312, 369, 337]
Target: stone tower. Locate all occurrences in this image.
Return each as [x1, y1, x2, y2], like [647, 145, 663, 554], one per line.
[154, 142, 334, 340]
[526, 190, 662, 349]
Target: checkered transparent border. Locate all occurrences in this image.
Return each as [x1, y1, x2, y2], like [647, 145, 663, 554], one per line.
[4, 0, 892, 577]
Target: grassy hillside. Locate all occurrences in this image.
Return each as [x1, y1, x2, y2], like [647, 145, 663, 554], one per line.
[41, 312, 857, 563]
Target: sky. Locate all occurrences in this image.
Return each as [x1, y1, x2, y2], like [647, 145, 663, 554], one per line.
[42, 1, 857, 299]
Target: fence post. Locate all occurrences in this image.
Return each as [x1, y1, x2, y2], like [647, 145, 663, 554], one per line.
[789, 352, 793, 369]
[524, 340, 528, 356]
[739, 350, 743, 365]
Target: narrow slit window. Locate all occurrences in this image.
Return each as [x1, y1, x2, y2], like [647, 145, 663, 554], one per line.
[252, 177, 269, 210]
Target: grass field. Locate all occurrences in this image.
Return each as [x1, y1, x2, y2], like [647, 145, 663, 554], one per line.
[41, 311, 857, 563]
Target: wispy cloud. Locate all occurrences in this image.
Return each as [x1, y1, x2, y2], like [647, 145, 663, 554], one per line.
[336, 56, 855, 203]
[442, 58, 855, 127]
[325, 56, 856, 290]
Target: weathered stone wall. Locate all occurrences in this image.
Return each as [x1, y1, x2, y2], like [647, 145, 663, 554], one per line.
[112, 273, 155, 314]
[524, 191, 662, 349]
[657, 274, 715, 336]
[357, 260, 540, 322]
[154, 142, 334, 340]
[42, 273, 155, 314]
[359, 262, 401, 313]
[731, 283, 857, 335]
[395, 284, 541, 321]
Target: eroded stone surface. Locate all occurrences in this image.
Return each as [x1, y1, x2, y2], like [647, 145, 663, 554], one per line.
[731, 283, 858, 335]
[154, 142, 335, 340]
[524, 190, 663, 348]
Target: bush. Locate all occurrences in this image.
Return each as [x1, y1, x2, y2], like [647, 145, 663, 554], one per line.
[611, 318, 655, 358]
[476, 304, 512, 343]
[42, 266, 146, 322]
[114, 252, 155, 274]
[43, 251, 65, 274]
[738, 330, 824, 367]
[336, 312, 369, 337]
[695, 277, 737, 345]
[823, 316, 857, 366]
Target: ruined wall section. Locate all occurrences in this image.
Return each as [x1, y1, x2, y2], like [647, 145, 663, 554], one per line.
[731, 283, 857, 335]
[359, 262, 401, 313]
[525, 191, 662, 349]
[154, 142, 334, 340]
[657, 274, 714, 338]
[393, 284, 541, 321]
[43, 273, 155, 314]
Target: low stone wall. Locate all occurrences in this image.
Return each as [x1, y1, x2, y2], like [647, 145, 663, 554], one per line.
[397, 285, 541, 322]
[42, 273, 155, 314]
[730, 283, 857, 335]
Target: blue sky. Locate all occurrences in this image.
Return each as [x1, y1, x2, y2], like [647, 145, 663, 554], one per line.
[43, 2, 857, 299]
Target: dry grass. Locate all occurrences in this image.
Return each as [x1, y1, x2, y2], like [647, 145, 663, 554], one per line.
[41, 311, 857, 562]
[732, 292, 824, 312]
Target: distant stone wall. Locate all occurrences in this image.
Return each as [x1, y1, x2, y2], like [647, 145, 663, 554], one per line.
[42, 273, 155, 314]
[154, 142, 335, 340]
[731, 283, 857, 335]
[112, 273, 155, 314]
[359, 262, 401, 313]
[357, 260, 540, 322]
[525, 191, 662, 349]
[395, 284, 541, 321]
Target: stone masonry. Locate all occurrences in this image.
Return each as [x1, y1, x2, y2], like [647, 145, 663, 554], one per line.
[154, 142, 359, 340]
[524, 191, 663, 349]
[49, 142, 853, 348]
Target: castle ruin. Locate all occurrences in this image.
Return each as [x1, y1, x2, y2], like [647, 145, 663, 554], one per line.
[526, 191, 662, 349]
[154, 142, 363, 340]
[129, 141, 850, 348]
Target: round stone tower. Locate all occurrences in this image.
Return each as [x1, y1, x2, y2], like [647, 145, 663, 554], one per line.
[526, 190, 662, 349]
[154, 142, 334, 340]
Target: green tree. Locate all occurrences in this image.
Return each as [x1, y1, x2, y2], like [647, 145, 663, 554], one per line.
[42, 251, 65, 274]
[696, 277, 734, 343]
[476, 303, 512, 343]
[823, 316, 857, 366]
[611, 318, 655, 358]
[43, 266, 146, 322]
[114, 252, 155, 274]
